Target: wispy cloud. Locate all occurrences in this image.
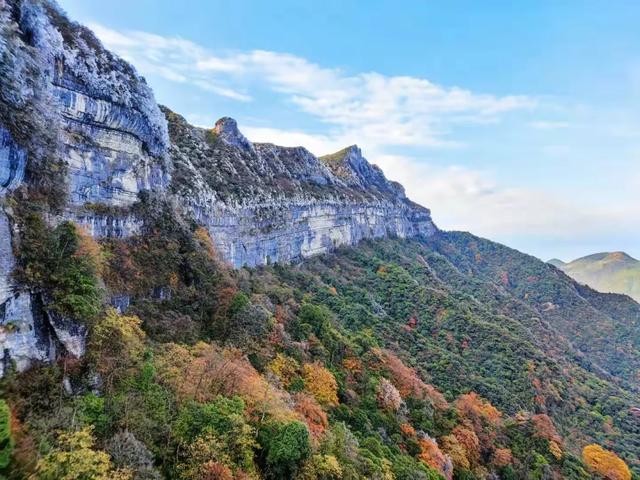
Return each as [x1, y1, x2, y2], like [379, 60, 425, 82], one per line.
[89, 23, 534, 149]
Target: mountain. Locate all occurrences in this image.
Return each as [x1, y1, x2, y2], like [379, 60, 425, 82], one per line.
[0, 0, 433, 376]
[1, 2, 639, 479]
[547, 259, 566, 268]
[549, 252, 640, 302]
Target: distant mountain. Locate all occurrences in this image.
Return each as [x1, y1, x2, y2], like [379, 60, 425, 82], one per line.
[547, 258, 566, 268]
[549, 251, 640, 301]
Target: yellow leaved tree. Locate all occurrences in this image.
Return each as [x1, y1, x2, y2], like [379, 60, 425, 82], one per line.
[302, 363, 339, 407]
[582, 444, 631, 480]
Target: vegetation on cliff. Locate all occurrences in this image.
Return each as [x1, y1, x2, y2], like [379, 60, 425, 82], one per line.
[1, 200, 638, 479]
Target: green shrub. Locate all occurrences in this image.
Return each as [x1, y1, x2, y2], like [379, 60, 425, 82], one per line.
[0, 400, 13, 471]
[260, 420, 310, 478]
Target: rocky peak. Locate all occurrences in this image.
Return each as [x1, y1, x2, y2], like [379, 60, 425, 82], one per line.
[214, 116, 254, 152]
[320, 144, 392, 192]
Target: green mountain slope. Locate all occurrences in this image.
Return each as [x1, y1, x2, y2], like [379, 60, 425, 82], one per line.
[278, 233, 640, 469]
[4, 194, 640, 478]
[550, 252, 640, 302]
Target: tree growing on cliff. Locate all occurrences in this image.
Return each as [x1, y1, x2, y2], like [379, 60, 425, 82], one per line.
[0, 400, 13, 472]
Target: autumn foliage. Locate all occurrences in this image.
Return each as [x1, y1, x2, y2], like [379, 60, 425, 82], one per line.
[302, 363, 339, 407]
[294, 393, 329, 441]
[491, 448, 513, 467]
[451, 425, 480, 466]
[417, 436, 452, 480]
[155, 342, 294, 420]
[440, 434, 470, 471]
[372, 349, 448, 409]
[531, 413, 562, 444]
[267, 353, 300, 388]
[582, 444, 631, 480]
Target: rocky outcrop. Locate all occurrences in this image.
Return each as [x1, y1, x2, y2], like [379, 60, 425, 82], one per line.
[169, 113, 436, 267]
[0, 126, 89, 376]
[0, 0, 437, 372]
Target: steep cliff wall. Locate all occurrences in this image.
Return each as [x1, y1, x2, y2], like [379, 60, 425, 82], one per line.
[0, 0, 436, 373]
[168, 113, 436, 267]
[0, 0, 169, 374]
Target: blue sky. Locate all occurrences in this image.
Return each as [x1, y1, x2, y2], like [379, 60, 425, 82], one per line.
[58, 0, 640, 261]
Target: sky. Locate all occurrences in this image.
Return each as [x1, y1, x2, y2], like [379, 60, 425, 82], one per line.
[58, 0, 640, 261]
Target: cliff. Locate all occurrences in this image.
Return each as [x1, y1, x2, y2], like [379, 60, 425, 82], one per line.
[167, 112, 435, 267]
[0, 0, 435, 373]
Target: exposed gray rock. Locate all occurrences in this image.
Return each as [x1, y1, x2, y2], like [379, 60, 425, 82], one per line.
[0, 127, 26, 195]
[0, 293, 51, 377]
[169, 111, 436, 267]
[110, 294, 131, 314]
[214, 116, 254, 153]
[46, 309, 87, 358]
[0, 125, 87, 375]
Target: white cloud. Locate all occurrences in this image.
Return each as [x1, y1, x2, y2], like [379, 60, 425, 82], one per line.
[372, 154, 629, 243]
[88, 23, 252, 101]
[242, 126, 346, 155]
[88, 23, 534, 149]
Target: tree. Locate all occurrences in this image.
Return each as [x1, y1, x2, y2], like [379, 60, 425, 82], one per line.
[377, 378, 403, 412]
[548, 441, 562, 461]
[439, 434, 469, 471]
[177, 432, 234, 480]
[373, 349, 447, 409]
[173, 396, 257, 474]
[267, 353, 300, 388]
[156, 343, 291, 419]
[15, 217, 102, 321]
[392, 454, 444, 480]
[294, 393, 329, 442]
[417, 436, 452, 480]
[582, 444, 631, 480]
[451, 426, 480, 467]
[260, 421, 311, 478]
[302, 363, 338, 407]
[297, 454, 343, 480]
[0, 400, 13, 471]
[491, 448, 512, 468]
[30, 427, 131, 480]
[531, 414, 561, 444]
[454, 393, 501, 453]
[89, 308, 146, 387]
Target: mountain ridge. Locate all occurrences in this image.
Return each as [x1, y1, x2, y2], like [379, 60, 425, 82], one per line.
[548, 251, 640, 302]
[0, 0, 434, 377]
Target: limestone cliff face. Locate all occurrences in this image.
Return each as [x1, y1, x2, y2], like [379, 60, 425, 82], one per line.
[0, 0, 436, 373]
[0, 0, 168, 374]
[169, 113, 436, 268]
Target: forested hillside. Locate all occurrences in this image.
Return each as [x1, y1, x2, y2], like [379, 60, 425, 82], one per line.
[550, 252, 640, 302]
[1, 194, 638, 479]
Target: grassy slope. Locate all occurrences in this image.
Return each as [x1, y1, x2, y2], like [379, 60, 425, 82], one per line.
[556, 252, 640, 302]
